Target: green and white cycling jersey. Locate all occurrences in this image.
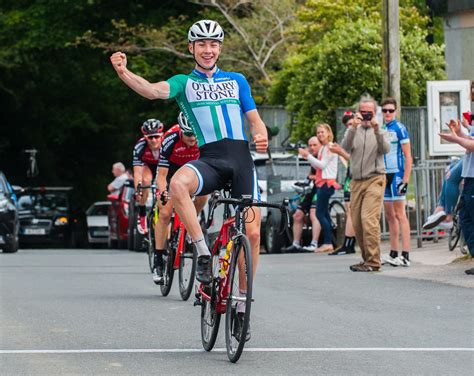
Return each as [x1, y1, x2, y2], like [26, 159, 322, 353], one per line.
[167, 67, 257, 147]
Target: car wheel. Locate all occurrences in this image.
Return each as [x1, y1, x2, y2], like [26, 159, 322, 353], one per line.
[3, 236, 19, 253]
[264, 211, 288, 253]
[108, 236, 117, 249]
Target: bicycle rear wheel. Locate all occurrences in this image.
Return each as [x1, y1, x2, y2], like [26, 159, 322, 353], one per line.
[225, 235, 253, 363]
[179, 235, 197, 301]
[448, 217, 461, 251]
[201, 254, 221, 351]
[329, 200, 346, 248]
[160, 244, 175, 296]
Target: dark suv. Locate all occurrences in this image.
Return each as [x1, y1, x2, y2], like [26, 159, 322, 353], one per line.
[17, 187, 85, 247]
[0, 171, 20, 253]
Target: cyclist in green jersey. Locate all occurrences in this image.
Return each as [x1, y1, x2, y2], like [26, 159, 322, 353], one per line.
[110, 20, 268, 288]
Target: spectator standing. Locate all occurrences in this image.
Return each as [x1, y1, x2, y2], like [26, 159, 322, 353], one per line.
[341, 96, 390, 272]
[328, 111, 357, 255]
[439, 118, 474, 275]
[379, 98, 413, 267]
[107, 162, 128, 194]
[282, 136, 321, 252]
[300, 124, 339, 253]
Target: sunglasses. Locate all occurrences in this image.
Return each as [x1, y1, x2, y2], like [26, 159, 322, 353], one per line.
[146, 134, 162, 140]
[382, 108, 396, 113]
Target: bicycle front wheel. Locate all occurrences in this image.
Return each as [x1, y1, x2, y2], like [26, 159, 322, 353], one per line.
[201, 253, 221, 351]
[225, 235, 253, 363]
[160, 245, 175, 296]
[179, 236, 197, 301]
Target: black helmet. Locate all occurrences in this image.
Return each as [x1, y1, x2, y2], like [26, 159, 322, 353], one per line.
[141, 119, 163, 136]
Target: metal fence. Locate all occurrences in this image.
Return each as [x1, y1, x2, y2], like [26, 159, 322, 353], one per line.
[254, 105, 460, 249]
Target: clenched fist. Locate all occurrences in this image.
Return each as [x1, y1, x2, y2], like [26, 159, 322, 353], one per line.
[110, 52, 127, 75]
[253, 133, 268, 153]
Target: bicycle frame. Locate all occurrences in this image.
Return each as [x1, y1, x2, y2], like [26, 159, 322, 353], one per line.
[198, 194, 287, 314]
[171, 211, 187, 270]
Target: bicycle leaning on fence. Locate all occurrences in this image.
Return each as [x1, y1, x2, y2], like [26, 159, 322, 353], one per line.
[448, 187, 468, 255]
[194, 190, 289, 363]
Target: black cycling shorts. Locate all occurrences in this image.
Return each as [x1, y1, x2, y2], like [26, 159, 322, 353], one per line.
[297, 187, 317, 214]
[185, 139, 260, 201]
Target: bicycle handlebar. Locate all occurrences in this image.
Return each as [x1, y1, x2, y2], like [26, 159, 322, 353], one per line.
[204, 191, 291, 236]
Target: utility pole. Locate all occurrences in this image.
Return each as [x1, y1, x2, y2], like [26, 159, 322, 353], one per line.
[382, 0, 401, 109]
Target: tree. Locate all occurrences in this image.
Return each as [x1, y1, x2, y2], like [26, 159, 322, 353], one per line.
[76, 0, 300, 99]
[269, 0, 446, 141]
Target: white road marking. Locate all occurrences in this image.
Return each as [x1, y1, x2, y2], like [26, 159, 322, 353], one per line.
[0, 348, 473, 354]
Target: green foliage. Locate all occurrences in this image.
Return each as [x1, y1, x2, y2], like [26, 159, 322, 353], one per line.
[270, 0, 446, 141]
[0, 0, 196, 208]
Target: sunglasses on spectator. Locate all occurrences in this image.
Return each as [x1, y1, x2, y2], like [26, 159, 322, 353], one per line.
[382, 108, 396, 113]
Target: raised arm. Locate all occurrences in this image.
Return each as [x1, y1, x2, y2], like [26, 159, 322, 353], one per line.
[110, 52, 170, 100]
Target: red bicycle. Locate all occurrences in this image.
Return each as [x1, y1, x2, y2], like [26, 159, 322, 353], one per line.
[160, 209, 197, 300]
[195, 191, 289, 362]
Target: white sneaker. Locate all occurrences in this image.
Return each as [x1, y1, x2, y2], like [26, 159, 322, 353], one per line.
[303, 244, 317, 252]
[437, 221, 453, 230]
[396, 256, 410, 267]
[381, 254, 402, 266]
[423, 211, 447, 230]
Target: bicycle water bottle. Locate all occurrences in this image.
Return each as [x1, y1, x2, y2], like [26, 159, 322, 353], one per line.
[219, 240, 232, 278]
[217, 247, 226, 278]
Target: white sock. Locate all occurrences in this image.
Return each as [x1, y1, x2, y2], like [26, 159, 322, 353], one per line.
[193, 237, 210, 257]
[292, 241, 300, 247]
[237, 289, 247, 313]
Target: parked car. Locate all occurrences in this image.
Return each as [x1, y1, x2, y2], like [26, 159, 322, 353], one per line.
[17, 186, 86, 247]
[86, 201, 111, 246]
[107, 179, 134, 249]
[0, 171, 20, 253]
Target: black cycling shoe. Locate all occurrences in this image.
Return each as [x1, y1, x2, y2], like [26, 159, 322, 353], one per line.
[328, 246, 355, 256]
[196, 255, 212, 285]
[233, 310, 251, 342]
[152, 266, 164, 285]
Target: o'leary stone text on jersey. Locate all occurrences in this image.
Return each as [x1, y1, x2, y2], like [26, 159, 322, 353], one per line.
[167, 67, 256, 147]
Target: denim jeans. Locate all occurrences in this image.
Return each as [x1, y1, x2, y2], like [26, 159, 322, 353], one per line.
[316, 184, 335, 245]
[460, 178, 474, 257]
[438, 159, 463, 214]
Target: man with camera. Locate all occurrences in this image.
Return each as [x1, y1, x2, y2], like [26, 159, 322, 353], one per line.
[341, 95, 390, 272]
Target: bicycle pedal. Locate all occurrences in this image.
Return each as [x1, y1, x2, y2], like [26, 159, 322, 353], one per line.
[193, 297, 202, 307]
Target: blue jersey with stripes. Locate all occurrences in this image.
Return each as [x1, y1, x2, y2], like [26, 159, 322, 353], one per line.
[166, 67, 256, 148]
[383, 120, 410, 173]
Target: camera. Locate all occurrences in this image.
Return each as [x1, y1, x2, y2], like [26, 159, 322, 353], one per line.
[361, 112, 373, 121]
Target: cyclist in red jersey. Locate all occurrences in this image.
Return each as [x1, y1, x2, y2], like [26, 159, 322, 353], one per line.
[151, 113, 205, 284]
[132, 119, 164, 234]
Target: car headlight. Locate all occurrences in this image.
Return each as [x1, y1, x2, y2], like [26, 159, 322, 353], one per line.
[54, 216, 68, 226]
[0, 198, 8, 212]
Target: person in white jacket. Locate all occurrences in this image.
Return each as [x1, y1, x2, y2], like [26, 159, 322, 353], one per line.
[299, 123, 339, 252]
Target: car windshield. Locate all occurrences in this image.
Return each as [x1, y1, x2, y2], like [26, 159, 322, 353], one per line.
[87, 204, 109, 216]
[18, 193, 68, 212]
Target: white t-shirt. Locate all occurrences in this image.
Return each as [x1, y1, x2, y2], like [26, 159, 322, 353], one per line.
[110, 173, 128, 193]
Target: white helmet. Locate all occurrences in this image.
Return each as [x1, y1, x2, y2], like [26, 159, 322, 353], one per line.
[188, 20, 224, 43]
[177, 112, 194, 136]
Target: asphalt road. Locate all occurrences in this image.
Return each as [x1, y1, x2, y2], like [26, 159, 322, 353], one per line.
[1, 248, 473, 375]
